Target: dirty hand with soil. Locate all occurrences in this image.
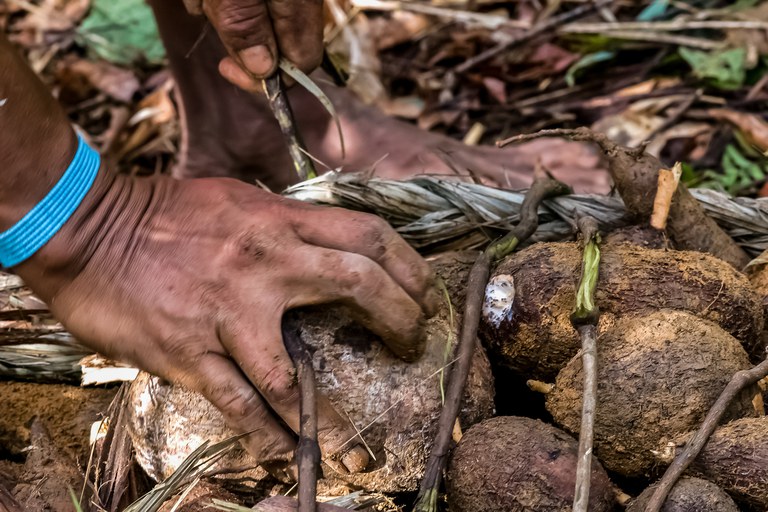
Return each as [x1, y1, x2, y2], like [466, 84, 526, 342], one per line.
[0, 33, 439, 475]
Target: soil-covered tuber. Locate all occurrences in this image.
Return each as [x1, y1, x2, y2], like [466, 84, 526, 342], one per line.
[661, 416, 768, 509]
[125, 255, 495, 493]
[626, 477, 739, 512]
[482, 242, 764, 380]
[446, 416, 615, 512]
[545, 310, 760, 478]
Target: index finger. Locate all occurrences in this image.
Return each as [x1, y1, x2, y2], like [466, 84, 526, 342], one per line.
[289, 206, 441, 317]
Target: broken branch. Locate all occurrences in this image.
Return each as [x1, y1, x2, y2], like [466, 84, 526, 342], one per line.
[454, 0, 612, 74]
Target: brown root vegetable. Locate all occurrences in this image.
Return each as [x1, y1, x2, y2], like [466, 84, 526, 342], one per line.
[602, 225, 669, 249]
[660, 416, 768, 509]
[626, 477, 739, 512]
[126, 256, 495, 493]
[545, 310, 760, 478]
[482, 242, 764, 380]
[745, 253, 768, 321]
[446, 416, 615, 512]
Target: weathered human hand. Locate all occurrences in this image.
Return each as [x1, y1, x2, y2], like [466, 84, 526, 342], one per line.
[182, 0, 324, 87]
[18, 171, 439, 474]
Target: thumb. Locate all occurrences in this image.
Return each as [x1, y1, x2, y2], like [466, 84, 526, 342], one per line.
[203, 0, 277, 77]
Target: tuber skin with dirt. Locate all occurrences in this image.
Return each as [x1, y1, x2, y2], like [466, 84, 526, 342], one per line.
[544, 310, 761, 478]
[659, 416, 768, 510]
[626, 477, 739, 512]
[446, 416, 615, 512]
[482, 241, 765, 380]
[125, 254, 495, 494]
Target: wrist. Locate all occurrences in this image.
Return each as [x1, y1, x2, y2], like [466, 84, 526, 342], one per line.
[14, 168, 166, 302]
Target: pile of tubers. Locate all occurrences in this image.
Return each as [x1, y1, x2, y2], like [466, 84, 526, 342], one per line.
[444, 238, 768, 512]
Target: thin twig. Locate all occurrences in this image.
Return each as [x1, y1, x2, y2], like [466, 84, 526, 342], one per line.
[414, 172, 570, 512]
[454, 0, 612, 74]
[281, 316, 319, 512]
[350, 0, 528, 29]
[644, 356, 768, 512]
[564, 30, 723, 49]
[643, 91, 700, 144]
[263, 76, 317, 182]
[561, 20, 768, 32]
[571, 217, 601, 512]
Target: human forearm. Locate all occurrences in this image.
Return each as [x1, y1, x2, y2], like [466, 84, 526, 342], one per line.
[0, 34, 81, 230]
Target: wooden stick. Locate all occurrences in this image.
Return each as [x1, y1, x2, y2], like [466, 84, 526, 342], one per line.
[571, 216, 601, 512]
[414, 172, 570, 512]
[281, 316, 320, 512]
[573, 324, 598, 512]
[263, 75, 317, 182]
[644, 356, 768, 512]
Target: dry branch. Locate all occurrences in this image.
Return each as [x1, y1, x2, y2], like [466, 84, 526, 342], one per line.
[644, 356, 768, 512]
[281, 316, 320, 512]
[263, 75, 317, 182]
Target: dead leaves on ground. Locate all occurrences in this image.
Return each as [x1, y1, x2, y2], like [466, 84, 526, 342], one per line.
[3, 0, 768, 194]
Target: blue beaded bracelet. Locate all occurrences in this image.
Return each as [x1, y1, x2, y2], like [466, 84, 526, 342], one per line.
[0, 134, 100, 268]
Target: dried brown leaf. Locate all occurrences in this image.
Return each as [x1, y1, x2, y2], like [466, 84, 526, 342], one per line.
[60, 57, 140, 103]
[709, 108, 768, 153]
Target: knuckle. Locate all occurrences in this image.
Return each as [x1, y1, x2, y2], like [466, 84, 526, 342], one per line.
[335, 255, 379, 292]
[210, 384, 265, 419]
[258, 364, 298, 405]
[209, 1, 271, 46]
[229, 232, 267, 267]
[163, 335, 209, 366]
[357, 214, 393, 256]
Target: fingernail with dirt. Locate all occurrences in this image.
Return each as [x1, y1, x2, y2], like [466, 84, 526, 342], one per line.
[425, 285, 442, 318]
[238, 46, 273, 77]
[341, 445, 369, 473]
